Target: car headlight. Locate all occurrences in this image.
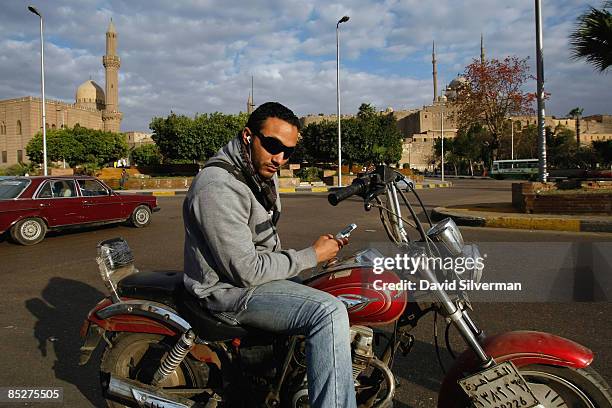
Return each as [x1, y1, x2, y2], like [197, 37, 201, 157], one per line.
[97, 237, 137, 302]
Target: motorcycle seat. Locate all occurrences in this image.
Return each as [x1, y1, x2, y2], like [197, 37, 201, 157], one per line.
[178, 295, 257, 341]
[118, 270, 184, 308]
[117, 271, 262, 341]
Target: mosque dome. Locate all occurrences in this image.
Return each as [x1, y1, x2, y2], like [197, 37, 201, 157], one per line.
[75, 80, 105, 110]
[448, 76, 468, 90]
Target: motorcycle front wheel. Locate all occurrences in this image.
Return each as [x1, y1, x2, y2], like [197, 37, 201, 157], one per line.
[99, 333, 208, 408]
[519, 364, 612, 408]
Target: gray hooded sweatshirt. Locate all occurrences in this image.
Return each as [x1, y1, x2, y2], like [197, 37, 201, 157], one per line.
[183, 136, 318, 312]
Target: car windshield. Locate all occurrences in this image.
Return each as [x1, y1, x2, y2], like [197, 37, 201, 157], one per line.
[0, 179, 29, 199]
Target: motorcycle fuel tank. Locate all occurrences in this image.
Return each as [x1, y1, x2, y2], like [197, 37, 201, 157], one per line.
[308, 263, 408, 326]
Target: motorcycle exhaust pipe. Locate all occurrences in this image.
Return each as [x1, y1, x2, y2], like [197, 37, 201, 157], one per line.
[370, 357, 396, 408]
[104, 373, 197, 408]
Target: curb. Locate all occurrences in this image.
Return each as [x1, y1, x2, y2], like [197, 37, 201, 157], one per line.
[414, 182, 453, 189]
[119, 182, 453, 197]
[431, 207, 612, 233]
[428, 176, 489, 180]
[279, 187, 329, 193]
[119, 191, 187, 197]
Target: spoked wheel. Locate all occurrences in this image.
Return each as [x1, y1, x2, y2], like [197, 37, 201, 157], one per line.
[519, 365, 612, 408]
[129, 205, 151, 228]
[100, 333, 208, 408]
[10, 217, 47, 245]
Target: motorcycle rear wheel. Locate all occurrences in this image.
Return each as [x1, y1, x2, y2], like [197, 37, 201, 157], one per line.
[100, 333, 208, 408]
[518, 364, 612, 408]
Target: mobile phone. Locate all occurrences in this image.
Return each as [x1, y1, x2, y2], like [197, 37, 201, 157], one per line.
[335, 223, 357, 240]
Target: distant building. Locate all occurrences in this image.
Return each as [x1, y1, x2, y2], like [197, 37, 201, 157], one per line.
[580, 115, 612, 145]
[125, 132, 154, 149]
[0, 20, 122, 167]
[299, 35, 612, 171]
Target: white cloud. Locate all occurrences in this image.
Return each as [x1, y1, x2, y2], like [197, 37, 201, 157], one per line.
[0, 0, 608, 131]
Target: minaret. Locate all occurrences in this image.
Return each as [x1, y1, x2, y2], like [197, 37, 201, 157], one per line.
[247, 93, 254, 114]
[432, 41, 438, 103]
[102, 19, 122, 132]
[480, 33, 485, 64]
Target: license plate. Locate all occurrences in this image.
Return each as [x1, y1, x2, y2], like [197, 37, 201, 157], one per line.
[459, 361, 540, 408]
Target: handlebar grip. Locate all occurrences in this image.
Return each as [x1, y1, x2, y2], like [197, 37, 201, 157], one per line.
[327, 180, 367, 206]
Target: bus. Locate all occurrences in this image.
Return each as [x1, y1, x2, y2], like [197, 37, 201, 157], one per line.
[491, 159, 538, 179]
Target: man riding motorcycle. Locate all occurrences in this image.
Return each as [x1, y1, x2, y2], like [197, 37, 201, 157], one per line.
[182, 102, 356, 407]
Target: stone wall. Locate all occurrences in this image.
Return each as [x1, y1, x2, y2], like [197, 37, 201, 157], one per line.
[106, 177, 193, 190]
[0, 97, 103, 166]
[512, 182, 612, 214]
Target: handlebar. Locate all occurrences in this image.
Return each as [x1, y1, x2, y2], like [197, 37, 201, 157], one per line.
[327, 177, 370, 206]
[327, 165, 399, 206]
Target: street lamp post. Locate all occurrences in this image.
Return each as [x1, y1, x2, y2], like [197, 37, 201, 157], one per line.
[535, 0, 548, 182]
[28, 5, 48, 176]
[336, 15, 349, 187]
[440, 104, 445, 182]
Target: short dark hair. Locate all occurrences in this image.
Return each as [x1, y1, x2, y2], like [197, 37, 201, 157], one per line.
[246, 102, 301, 134]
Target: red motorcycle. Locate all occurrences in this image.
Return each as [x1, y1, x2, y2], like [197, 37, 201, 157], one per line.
[80, 165, 611, 408]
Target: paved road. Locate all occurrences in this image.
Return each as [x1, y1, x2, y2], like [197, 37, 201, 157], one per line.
[0, 179, 609, 407]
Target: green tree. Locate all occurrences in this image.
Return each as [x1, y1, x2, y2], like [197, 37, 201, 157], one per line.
[338, 117, 362, 170]
[294, 103, 403, 167]
[372, 111, 403, 165]
[26, 128, 81, 165]
[453, 124, 487, 175]
[433, 137, 457, 173]
[150, 111, 248, 162]
[298, 120, 337, 164]
[349, 103, 402, 166]
[547, 125, 577, 168]
[26, 126, 127, 166]
[74, 126, 128, 165]
[568, 107, 584, 145]
[515, 124, 538, 159]
[570, 1, 612, 73]
[150, 113, 199, 162]
[575, 146, 601, 168]
[592, 140, 612, 165]
[193, 112, 248, 160]
[453, 56, 536, 163]
[131, 144, 162, 166]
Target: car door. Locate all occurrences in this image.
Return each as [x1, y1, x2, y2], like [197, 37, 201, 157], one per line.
[77, 179, 125, 223]
[35, 179, 86, 227]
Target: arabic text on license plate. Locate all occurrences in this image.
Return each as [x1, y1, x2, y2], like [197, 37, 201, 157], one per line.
[459, 361, 540, 408]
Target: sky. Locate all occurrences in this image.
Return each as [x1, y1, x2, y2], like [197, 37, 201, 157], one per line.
[0, 0, 609, 132]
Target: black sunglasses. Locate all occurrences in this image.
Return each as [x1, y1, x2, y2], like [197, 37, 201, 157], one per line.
[254, 131, 296, 159]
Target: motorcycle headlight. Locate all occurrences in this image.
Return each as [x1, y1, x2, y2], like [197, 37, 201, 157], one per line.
[97, 237, 137, 302]
[460, 244, 484, 284]
[427, 218, 464, 256]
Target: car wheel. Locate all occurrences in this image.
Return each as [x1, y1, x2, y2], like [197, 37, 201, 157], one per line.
[130, 205, 151, 228]
[10, 217, 47, 246]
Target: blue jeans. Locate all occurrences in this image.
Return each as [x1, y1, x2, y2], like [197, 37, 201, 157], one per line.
[234, 279, 357, 408]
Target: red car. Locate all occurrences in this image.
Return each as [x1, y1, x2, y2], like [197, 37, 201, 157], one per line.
[0, 176, 159, 245]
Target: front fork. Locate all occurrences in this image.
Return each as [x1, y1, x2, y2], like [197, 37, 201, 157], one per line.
[417, 263, 494, 369]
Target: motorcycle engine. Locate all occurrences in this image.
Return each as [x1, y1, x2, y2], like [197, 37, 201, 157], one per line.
[350, 325, 374, 382]
[288, 326, 375, 407]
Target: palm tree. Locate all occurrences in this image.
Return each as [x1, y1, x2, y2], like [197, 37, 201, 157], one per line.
[568, 107, 584, 146]
[569, 1, 612, 72]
